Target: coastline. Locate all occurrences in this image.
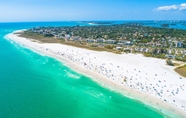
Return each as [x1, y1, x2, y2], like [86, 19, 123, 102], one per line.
[5, 30, 186, 118]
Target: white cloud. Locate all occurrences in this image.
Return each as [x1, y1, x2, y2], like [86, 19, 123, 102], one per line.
[156, 3, 186, 11]
[157, 5, 178, 11]
[179, 3, 186, 10]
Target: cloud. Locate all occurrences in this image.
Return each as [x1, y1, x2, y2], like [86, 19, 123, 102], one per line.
[179, 3, 186, 10]
[157, 5, 178, 11]
[156, 3, 186, 11]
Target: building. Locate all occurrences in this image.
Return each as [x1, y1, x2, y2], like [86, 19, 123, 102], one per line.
[96, 39, 105, 43]
[173, 41, 183, 48]
[87, 39, 95, 43]
[105, 39, 116, 44]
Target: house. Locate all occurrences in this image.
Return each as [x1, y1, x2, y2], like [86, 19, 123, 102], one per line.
[96, 39, 105, 43]
[124, 41, 133, 45]
[105, 39, 116, 44]
[135, 47, 140, 51]
[87, 39, 95, 43]
[116, 47, 122, 50]
[65, 34, 71, 40]
[168, 49, 172, 54]
[118, 40, 125, 43]
[143, 48, 149, 53]
[140, 48, 143, 52]
[70, 36, 79, 41]
[117, 43, 124, 47]
[184, 50, 186, 55]
[172, 41, 183, 48]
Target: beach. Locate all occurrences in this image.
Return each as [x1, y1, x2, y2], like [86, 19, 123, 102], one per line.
[5, 30, 186, 118]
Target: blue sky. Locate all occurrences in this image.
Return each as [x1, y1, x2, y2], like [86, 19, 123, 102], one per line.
[0, 0, 186, 22]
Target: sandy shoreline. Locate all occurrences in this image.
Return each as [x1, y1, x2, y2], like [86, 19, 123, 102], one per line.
[5, 30, 186, 118]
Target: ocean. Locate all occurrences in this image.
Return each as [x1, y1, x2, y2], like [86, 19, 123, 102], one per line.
[1, 21, 184, 118]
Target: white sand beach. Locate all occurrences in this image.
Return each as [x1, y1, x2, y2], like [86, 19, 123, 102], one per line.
[5, 30, 186, 117]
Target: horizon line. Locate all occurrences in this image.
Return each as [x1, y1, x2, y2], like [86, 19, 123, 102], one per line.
[1, 20, 186, 23]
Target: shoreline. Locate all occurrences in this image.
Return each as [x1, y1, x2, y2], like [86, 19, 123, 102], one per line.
[5, 30, 186, 118]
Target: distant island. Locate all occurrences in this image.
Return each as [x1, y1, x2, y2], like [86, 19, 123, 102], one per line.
[161, 24, 169, 27]
[88, 21, 115, 25]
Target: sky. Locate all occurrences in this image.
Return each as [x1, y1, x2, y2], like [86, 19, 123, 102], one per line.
[0, 0, 186, 22]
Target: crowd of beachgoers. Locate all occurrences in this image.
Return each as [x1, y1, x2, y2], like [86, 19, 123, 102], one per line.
[5, 30, 186, 117]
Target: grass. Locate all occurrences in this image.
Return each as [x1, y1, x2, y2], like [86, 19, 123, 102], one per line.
[57, 41, 122, 54]
[172, 63, 180, 67]
[19, 31, 60, 43]
[175, 65, 186, 78]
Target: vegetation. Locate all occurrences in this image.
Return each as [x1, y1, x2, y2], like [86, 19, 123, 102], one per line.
[26, 23, 186, 42]
[20, 31, 59, 43]
[18, 31, 121, 54]
[175, 65, 186, 77]
[19, 22, 186, 62]
[104, 45, 115, 49]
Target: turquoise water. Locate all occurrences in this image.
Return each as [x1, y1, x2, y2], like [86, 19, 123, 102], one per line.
[0, 22, 169, 118]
